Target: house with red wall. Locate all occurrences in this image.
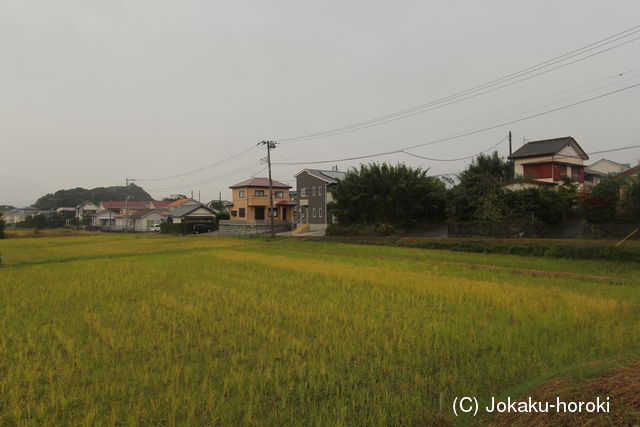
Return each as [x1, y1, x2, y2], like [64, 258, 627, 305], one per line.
[507, 136, 589, 189]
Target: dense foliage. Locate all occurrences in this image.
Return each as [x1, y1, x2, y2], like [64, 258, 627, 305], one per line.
[581, 178, 620, 223]
[15, 211, 77, 230]
[330, 163, 447, 229]
[0, 212, 4, 239]
[448, 152, 577, 225]
[34, 184, 152, 210]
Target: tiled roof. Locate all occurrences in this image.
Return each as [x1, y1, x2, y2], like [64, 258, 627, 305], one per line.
[229, 177, 291, 189]
[150, 200, 172, 208]
[167, 204, 216, 218]
[100, 201, 148, 209]
[619, 165, 640, 178]
[303, 169, 347, 184]
[509, 136, 588, 160]
[166, 198, 198, 207]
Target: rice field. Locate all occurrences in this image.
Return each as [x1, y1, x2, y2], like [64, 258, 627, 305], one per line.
[1, 234, 639, 424]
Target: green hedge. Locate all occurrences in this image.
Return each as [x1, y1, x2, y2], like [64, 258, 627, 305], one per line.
[160, 221, 217, 235]
[323, 236, 640, 263]
[406, 240, 640, 262]
[326, 223, 395, 236]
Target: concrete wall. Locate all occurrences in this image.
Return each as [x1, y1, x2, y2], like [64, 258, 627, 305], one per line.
[219, 221, 291, 236]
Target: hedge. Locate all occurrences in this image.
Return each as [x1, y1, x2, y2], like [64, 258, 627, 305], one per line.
[320, 236, 640, 263]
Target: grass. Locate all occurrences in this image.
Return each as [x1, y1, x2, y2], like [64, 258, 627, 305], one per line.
[1, 234, 639, 424]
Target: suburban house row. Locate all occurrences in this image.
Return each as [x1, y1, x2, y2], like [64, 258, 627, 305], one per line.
[5, 136, 638, 233]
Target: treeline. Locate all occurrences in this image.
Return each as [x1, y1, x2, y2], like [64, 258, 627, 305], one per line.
[34, 184, 152, 210]
[14, 211, 84, 230]
[328, 154, 640, 235]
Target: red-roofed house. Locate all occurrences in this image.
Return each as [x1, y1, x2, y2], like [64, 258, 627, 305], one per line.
[228, 177, 294, 223]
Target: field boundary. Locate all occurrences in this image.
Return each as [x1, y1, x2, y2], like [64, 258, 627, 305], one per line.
[253, 245, 634, 285]
[0, 243, 248, 268]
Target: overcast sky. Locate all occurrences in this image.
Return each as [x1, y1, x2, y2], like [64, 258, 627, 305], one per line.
[2, 1, 639, 206]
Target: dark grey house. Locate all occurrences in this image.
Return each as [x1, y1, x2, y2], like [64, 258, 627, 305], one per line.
[295, 169, 346, 230]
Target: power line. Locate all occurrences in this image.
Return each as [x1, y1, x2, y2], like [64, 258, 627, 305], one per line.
[145, 156, 263, 192]
[273, 82, 640, 165]
[401, 136, 508, 162]
[276, 24, 640, 144]
[135, 145, 259, 182]
[429, 142, 640, 180]
[278, 67, 640, 163]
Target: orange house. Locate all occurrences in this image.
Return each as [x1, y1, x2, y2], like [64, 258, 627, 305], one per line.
[229, 177, 295, 223]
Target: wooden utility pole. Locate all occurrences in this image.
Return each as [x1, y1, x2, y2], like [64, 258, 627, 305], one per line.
[259, 140, 277, 237]
[508, 131, 512, 156]
[124, 177, 130, 233]
[124, 178, 137, 233]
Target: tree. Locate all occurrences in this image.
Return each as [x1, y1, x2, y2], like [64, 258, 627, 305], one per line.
[330, 162, 447, 229]
[582, 177, 620, 223]
[163, 194, 188, 201]
[33, 184, 153, 210]
[447, 152, 513, 222]
[0, 211, 5, 239]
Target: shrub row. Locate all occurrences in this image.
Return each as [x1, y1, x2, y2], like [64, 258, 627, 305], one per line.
[323, 236, 640, 263]
[326, 223, 396, 236]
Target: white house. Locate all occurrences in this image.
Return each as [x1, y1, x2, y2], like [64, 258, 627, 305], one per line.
[584, 159, 630, 191]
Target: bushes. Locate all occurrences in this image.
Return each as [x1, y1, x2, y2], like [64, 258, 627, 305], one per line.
[326, 223, 395, 236]
[328, 236, 640, 262]
[160, 221, 216, 235]
[0, 212, 4, 239]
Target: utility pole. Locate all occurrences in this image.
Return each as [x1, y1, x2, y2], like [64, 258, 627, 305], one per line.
[125, 177, 136, 233]
[124, 178, 129, 233]
[508, 131, 512, 157]
[259, 140, 277, 237]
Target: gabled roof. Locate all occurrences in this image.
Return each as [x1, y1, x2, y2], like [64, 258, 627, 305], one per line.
[100, 201, 148, 209]
[167, 204, 216, 218]
[619, 165, 640, 178]
[587, 159, 630, 169]
[509, 137, 589, 160]
[295, 169, 347, 184]
[114, 209, 161, 219]
[229, 177, 291, 189]
[150, 200, 173, 208]
[166, 198, 199, 207]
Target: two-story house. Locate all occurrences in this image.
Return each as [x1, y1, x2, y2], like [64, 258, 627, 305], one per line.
[228, 177, 295, 223]
[295, 169, 346, 231]
[507, 136, 589, 189]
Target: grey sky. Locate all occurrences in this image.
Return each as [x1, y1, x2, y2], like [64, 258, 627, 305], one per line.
[1, 1, 639, 206]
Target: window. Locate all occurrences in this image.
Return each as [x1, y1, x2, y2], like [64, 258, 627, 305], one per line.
[255, 190, 265, 197]
[269, 207, 278, 217]
[301, 187, 308, 197]
[312, 186, 316, 196]
[312, 208, 316, 217]
[274, 191, 284, 198]
[239, 191, 245, 198]
[147, 220, 155, 227]
[318, 186, 323, 196]
[319, 208, 323, 218]
[231, 210, 237, 216]
[239, 208, 245, 218]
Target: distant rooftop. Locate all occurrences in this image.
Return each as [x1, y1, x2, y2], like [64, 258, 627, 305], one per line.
[229, 177, 291, 189]
[509, 136, 588, 160]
